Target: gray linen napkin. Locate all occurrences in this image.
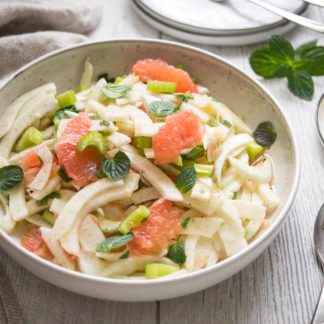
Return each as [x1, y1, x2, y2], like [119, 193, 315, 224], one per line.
[0, 0, 103, 78]
[0, 267, 24, 324]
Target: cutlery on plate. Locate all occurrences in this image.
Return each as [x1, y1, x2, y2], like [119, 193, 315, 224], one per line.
[212, 0, 324, 33]
[312, 203, 324, 323]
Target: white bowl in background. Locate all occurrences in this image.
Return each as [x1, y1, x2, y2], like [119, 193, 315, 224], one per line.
[0, 39, 300, 301]
[316, 95, 324, 148]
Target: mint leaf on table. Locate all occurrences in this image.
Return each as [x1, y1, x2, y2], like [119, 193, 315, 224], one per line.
[287, 70, 314, 101]
[250, 35, 324, 101]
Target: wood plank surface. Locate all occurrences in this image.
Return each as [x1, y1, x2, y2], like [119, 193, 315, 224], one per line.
[1, 2, 324, 323]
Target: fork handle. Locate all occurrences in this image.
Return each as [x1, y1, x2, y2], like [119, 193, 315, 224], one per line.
[312, 283, 324, 324]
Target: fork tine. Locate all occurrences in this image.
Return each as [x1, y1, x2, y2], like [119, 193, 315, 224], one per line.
[249, 0, 324, 33]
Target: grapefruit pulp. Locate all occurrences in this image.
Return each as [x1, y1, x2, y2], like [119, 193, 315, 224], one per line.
[132, 59, 198, 93]
[128, 198, 182, 256]
[153, 110, 203, 164]
[55, 113, 101, 186]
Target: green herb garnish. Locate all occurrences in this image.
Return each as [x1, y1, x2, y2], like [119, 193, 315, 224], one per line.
[97, 73, 115, 83]
[102, 84, 131, 99]
[148, 101, 175, 117]
[102, 151, 130, 180]
[182, 145, 205, 160]
[249, 35, 324, 100]
[100, 120, 110, 127]
[37, 192, 61, 206]
[96, 233, 134, 253]
[220, 120, 232, 128]
[181, 217, 190, 229]
[175, 93, 193, 110]
[175, 166, 196, 193]
[0, 165, 24, 192]
[120, 250, 130, 259]
[58, 168, 72, 182]
[53, 105, 77, 125]
[253, 121, 277, 147]
[167, 241, 186, 264]
[89, 114, 100, 120]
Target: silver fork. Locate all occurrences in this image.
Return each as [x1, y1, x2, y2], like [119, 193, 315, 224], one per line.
[212, 0, 324, 33]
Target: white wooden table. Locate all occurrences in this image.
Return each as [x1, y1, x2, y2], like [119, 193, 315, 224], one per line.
[1, 1, 324, 323]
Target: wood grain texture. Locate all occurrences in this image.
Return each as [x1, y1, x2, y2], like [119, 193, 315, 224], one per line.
[1, 2, 324, 324]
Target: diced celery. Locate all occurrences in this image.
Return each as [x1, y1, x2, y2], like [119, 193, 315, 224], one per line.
[114, 76, 123, 84]
[134, 136, 152, 149]
[208, 118, 220, 127]
[147, 81, 177, 94]
[246, 143, 264, 163]
[182, 159, 195, 167]
[99, 219, 121, 234]
[78, 84, 88, 92]
[145, 263, 180, 279]
[194, 164, 214, 177]
[172, 156, 183, 167]
[15, 127, 43, 152]
[76, 131, 108, 155]
[118, 205, 151, 234]
[42, 210, 54, 225]
[56, 90, 76, 108]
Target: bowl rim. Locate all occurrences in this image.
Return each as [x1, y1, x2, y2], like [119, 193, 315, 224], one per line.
[316, 94, 324, 147]
[0, 38, 301, 286]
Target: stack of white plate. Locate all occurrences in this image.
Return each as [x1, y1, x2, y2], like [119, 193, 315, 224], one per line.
[132, 0, 307, 46]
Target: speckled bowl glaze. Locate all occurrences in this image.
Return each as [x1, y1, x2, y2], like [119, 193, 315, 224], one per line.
[0, 39, 300, 301]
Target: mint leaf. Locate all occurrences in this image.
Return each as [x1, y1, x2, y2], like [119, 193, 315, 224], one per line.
[182, 145, 205, 160]
[102, 84, 131, 99]
[287, 70, 314, 101]
[268, 35, 294, 63]
[299, 46, 324, 76]
[253, 122, 277, 147]
[249, 35, 322, 101]
[37, 191, 61, 206]
[148, 101, 175, 117]
[175, 167, 196, 193]
[58, 168, 72, 182]
[249, 47, 289, 78]
[102, 151, 130, 180]
[167, 241, 186, 264]
[96, 233, 133, 252]
[0, 165, 24, 192]
[181, 217, 190, 228]
[296, 40, 317, 56]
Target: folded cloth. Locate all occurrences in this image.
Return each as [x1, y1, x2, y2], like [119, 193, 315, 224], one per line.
[0, 0, 103, 78]
[0, 266, 24, 324]
[0, 31, 87, 77]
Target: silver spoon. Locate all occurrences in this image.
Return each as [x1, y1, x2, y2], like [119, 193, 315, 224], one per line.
[212, 0, 324, 33]
[312, 203, 324, 323]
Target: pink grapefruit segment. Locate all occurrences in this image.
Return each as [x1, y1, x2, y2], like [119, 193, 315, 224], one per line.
[132, 59, 198, 93]
[21, 226, 52, 260]
[22, 151, 60, 186]
[55, 113, 101, 186]
[128, 199, 182, 256]
[153, 110, 203, 164]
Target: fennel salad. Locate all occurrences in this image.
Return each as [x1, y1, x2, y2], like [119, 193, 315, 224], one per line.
[0, 58, 279, 279]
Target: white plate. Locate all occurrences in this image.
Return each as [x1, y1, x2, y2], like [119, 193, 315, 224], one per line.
[132, 0, 302, 46]
[134, 0, 307, 35]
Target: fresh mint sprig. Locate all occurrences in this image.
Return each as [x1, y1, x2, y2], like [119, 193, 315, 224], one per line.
[250, 35, 324, 101]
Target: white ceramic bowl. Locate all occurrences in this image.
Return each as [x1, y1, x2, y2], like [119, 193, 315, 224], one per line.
[0, 39, 300, 301]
